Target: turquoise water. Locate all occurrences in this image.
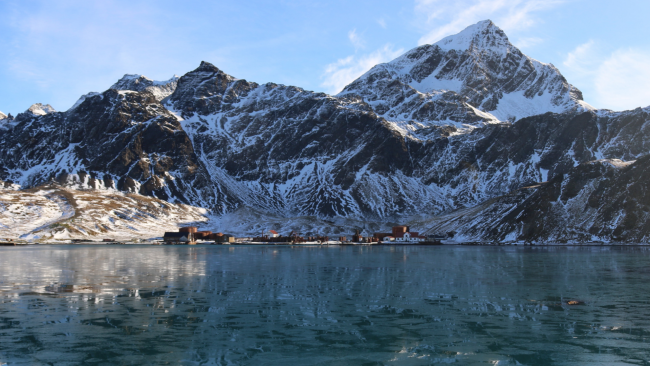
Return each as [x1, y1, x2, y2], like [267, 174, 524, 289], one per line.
[1, 245, 650, 365]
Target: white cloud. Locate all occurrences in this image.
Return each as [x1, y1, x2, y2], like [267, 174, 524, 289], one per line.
[377, 18, 387, 29]
[348, 29, 365, 50]
[321, 44, 404, 95]
[563, 40, 597, 74]
[561, 40, 601, 97]
[562, 42, 650, 110]
[415, 0, 565, 46]
[594, 49, 650, 110]
[514, 36, 543, 49]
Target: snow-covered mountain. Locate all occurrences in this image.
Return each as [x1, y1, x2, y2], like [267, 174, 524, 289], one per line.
[1, 20, 649, 242]
[341, 20, 592, 123]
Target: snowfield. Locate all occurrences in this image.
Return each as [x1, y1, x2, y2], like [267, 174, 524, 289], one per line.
[0, 187, 208, 241]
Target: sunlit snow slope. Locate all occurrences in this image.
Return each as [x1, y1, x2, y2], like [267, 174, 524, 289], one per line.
[0, 187, 207, 240]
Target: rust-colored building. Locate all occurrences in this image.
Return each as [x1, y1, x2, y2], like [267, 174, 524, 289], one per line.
[194, 231, 212, 240]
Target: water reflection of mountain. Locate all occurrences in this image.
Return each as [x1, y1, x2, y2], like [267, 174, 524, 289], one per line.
[0, 246, 207, 296]
[1, 246, 650, 364]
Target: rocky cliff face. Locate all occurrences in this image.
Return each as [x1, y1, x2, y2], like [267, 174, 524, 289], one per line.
[0, 90, 202, 203]
[0, 20, 648, 241]
[417, 155, 650, 243]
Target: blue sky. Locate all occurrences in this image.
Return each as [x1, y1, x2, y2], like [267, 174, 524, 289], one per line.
[1, 0, 649, 115]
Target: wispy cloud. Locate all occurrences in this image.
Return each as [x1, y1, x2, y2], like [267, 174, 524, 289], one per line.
[321, 44, 404, 95]
[348, 29, 365, 50]
[594, 49, 650, 110]
[563, 40, 597, 74]
[415, 0, 565, 45]
[514, 36, 543, 49]
[562, 42, 650, 110]
[377, 18, 387, 29]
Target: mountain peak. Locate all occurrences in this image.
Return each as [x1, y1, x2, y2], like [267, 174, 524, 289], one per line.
[26, 103, 56, 116]
[433, 19, 510, 52]
[109, 74, 179, 102]
[110, 74, 179, 91]
[342, 19, 590, 122]
[195, 61, 222, 74]
[113, 73, 149, 84]
[0, 111, 6, 120]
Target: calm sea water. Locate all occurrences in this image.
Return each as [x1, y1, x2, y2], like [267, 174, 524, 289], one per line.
[1, 245, 650, 365]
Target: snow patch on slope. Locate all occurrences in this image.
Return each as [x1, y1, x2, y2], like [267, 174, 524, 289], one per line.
[27, 103, 56, 116]
[410, 76, 463, 94]
[490, 90, 567, 121]
[0, 188, 208, 240]
[110, 74, 180, 101]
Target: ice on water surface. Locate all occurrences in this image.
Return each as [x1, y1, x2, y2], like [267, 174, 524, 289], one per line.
[1, 245, 650, 365]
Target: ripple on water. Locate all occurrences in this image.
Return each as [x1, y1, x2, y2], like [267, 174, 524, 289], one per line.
[1, 245, 650, 365]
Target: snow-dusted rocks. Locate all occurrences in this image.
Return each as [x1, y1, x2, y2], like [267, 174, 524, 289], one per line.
[111, 74, 180, 101]
[166, 61, 258, 117]
[68, 92, 101, 111]
[419, 156, 650, 243]
[0, 111, 15, 132]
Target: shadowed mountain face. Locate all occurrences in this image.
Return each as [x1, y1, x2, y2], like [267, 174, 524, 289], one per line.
[0, 90, 201, 202]
[417, 156, 650, 243]
[1, 20, 649, 242]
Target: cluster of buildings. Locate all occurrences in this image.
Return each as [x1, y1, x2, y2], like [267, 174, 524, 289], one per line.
[163, 226, 235, 245]
[338, 226, 431, 243]
[252, 230, 330, 243]
[373, 226, 429, 243]
[338, 229, 378, 243]
[162, 225, 440, 245]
